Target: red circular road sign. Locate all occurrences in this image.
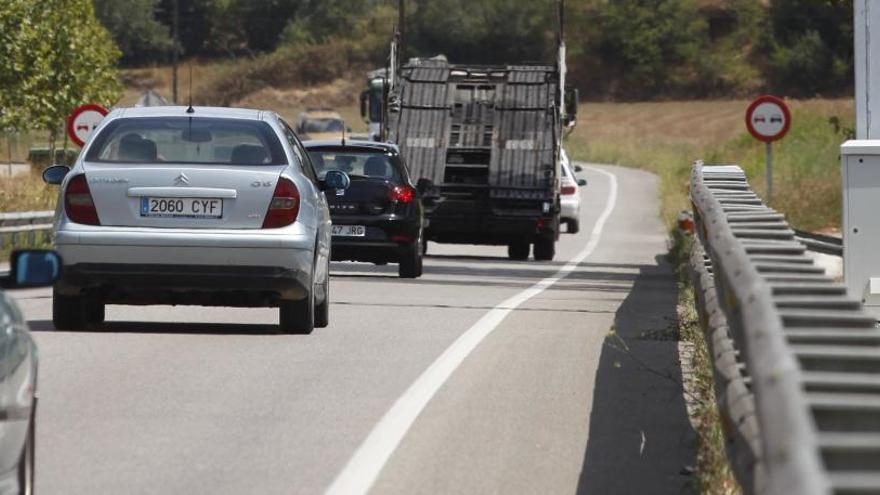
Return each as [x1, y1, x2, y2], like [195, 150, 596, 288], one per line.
[66, 103, 109, 147]
[745, 95, 791, 143]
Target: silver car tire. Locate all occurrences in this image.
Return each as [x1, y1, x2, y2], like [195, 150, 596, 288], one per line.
[279, 259, 315, 335]
[314, 256, 330, 328]
[17, 408, 34, 495]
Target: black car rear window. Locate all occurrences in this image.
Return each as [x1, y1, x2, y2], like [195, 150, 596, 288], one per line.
[85, 117, 288, 165]
[306, 149, 403, 182]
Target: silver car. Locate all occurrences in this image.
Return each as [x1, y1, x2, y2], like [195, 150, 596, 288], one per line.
[42, 106, 350, 334]
[0, 249, 63, 495]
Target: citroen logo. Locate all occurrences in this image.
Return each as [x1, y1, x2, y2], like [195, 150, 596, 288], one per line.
[174, 172, 190, 186]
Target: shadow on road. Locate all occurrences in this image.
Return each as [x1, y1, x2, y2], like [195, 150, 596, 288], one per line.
[425, 254, 646, 270]
[577, 255, 696, 494]
[332, 259, 649, 293]
[28, 319, 279, 335]
[333, 299, 618, 315]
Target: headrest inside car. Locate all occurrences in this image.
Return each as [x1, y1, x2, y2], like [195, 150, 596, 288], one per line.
[230, 144, 268, 164]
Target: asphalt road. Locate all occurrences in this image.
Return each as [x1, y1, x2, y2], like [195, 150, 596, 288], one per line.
[10, 164, 695, 494]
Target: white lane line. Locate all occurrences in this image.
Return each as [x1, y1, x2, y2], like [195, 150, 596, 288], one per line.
[326, 166, 619, 495]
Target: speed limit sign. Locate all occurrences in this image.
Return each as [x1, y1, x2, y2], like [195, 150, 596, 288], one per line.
[66, 104, 109, 147]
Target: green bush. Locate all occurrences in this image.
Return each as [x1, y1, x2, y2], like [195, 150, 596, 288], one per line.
[27, 148, 78, 168]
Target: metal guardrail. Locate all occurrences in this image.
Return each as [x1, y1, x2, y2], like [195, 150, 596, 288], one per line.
[0, 210, 54, 249]
[794, 229, 844, 257]
[689, 162, 880, 495]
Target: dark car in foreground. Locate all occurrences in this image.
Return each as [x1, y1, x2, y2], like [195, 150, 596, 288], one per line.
[303, 140, 426, 278]
[0, 249, 63, 495]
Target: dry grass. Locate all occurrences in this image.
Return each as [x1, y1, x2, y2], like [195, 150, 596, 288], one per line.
[119, 60, 238, 106]
[120, 62, 368, 132]
[0, 172, 57, 212]
[680, 286, 742, 494]
[566, 98, 854, 230]
[668, 233, 742, 494]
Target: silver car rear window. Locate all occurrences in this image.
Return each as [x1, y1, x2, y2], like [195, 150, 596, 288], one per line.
[85, 117, 288, 165]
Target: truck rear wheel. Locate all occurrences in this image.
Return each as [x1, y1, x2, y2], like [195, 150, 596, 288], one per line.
[533, 237, 556, 261]
[508, 242, 530, 260]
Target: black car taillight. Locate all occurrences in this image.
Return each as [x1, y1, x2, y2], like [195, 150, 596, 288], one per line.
[64, 174, 100, 225]
[388, 185, 415, 204]
[263, 178, 300, 228]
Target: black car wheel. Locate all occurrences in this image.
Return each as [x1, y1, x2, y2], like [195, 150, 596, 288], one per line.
[399, 240, 423, 278]
[508, 241, 530, 260]
[533, 236, 556, 261]
[53, 290, 86, 331]
[567, 219, 580, 234]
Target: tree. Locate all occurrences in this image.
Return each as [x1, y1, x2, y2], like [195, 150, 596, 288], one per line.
[93, 0, 172, 64]
[763, 0, 853, 96]
[156, 0, 215, 57]
[0, 0, 40, 134]
[410, 0, 552, 64]
[0, 0, 121, 157]
[596, 0, 708, 98]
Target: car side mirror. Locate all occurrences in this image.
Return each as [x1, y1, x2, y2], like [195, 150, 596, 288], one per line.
[577, 179, 587, 187]
[323, 170, 350, 191]
[416, 178, 433, 194]
[42, 165, 70, 185]
[1, 250, 62, 289]
[574, 165, 583, 173]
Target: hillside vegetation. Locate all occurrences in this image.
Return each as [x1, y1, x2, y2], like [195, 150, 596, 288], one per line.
[97, 0, 854, 100]
[0, 0, 857, 235]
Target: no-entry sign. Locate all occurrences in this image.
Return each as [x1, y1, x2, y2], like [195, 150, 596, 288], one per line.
[66, 104, 109, 147]
[745, 95, 791, 143]
[745, 95, 791, 205]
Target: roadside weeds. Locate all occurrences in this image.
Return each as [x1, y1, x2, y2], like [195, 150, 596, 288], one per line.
[671, 232, 741, 495]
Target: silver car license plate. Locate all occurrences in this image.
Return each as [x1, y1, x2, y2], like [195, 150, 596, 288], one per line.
[140, 197, 223, 218]
[332, 225, 366, 237]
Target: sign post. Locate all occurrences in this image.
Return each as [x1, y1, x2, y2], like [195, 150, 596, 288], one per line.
[66, 104, 109, 148]
[745, 95, 791, 204]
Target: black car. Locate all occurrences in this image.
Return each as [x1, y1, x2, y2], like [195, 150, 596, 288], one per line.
[303, 140, 426, 278]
